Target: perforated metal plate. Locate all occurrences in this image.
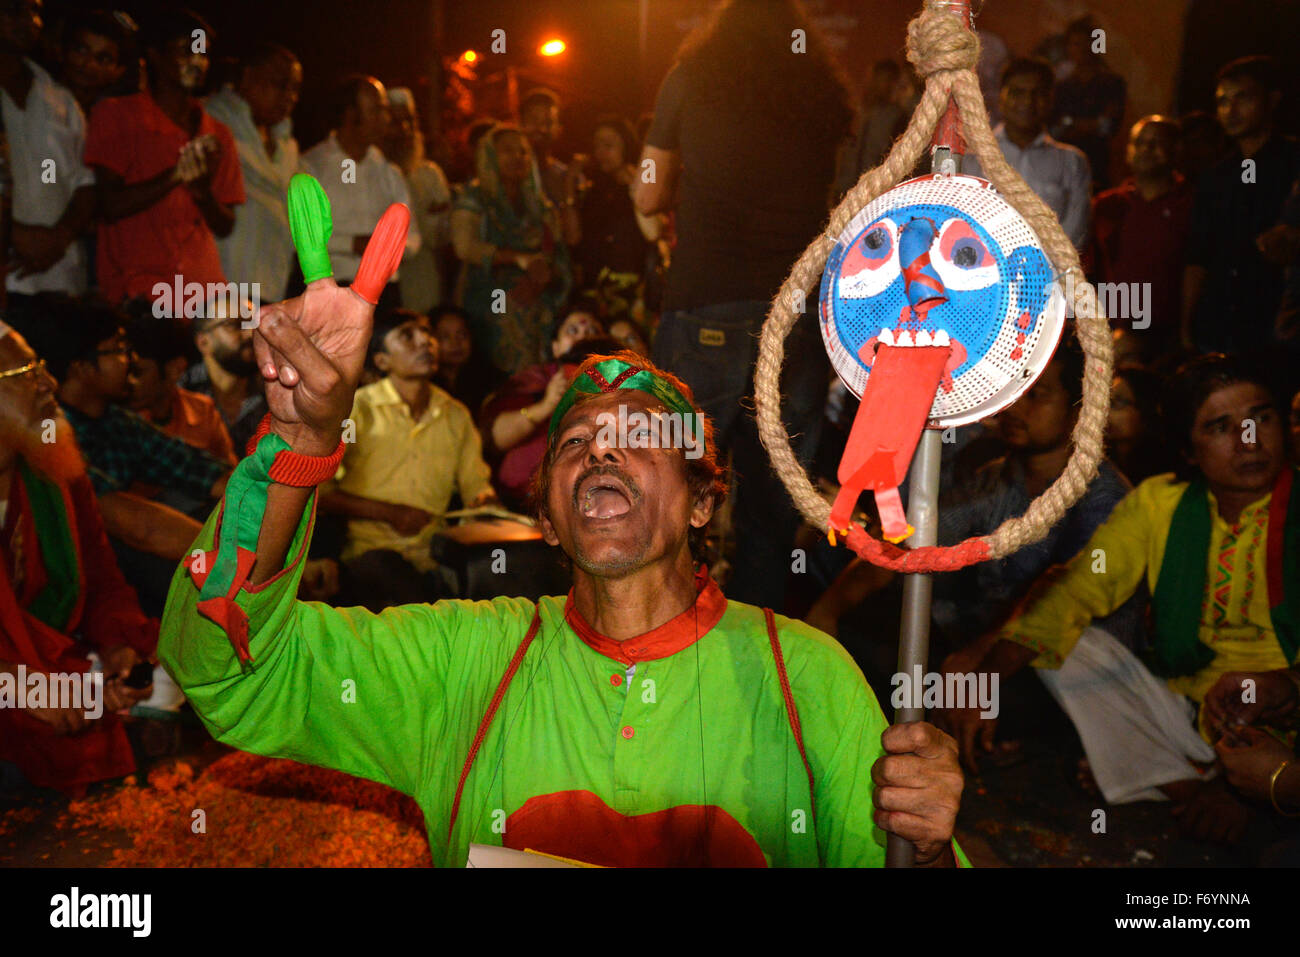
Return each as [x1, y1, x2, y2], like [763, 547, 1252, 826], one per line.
[818, 173, 1067, 427]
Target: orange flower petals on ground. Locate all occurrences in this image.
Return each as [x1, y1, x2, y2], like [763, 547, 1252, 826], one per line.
[54, 751, 431, 867]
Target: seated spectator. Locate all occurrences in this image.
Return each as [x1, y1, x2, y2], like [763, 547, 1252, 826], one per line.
[1, 0, 96, 315]
[300, 74, 420, 304]
[320, 309, 495, 611]
[479, 304, 609, 511]
[1050, 16, 1126, 190]
[383, 87, 452, 314]
[430, 304, 502, 418]
[808, 340, 1137, 668]
[124, 310, 236, 466]
[178, 295, 268, 453]
[0, 323, 157, 795]
[54, 8, 132, 115]
[942, 354, 1294, 844]
[964, 57, 1091, 250]
[1107, 365, 1176, 485]
[1208, 669, 1300, 860]
[205, 41, 302, 303]
[1090, 116, 1192, 358]
[42, 296, 230, 613]
[1182, 56, 1300, 354]
[84, 8, 245, 303]
[451, 122, 573, 374]
[571, 116, 657, 319]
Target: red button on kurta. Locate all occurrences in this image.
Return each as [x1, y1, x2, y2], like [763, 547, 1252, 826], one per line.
[610, 674, 623, 687]
[621, 726, 634, 739]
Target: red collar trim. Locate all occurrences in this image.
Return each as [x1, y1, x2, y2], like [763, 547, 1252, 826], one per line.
[564, 566, 727, 665]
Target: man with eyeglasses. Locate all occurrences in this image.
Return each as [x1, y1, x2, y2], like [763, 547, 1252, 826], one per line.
[0, 318, 159, 795]
[35, 294, 231, 615]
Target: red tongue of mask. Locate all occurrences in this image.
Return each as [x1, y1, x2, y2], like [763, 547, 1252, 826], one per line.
[829, 339, 953, 543]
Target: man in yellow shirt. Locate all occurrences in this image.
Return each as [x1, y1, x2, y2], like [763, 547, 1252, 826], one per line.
[320, 309, 494, 608]
[942, 355, 1299, 844]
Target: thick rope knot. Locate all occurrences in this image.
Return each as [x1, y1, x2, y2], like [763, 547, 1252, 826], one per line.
[906, 8, 980, 77]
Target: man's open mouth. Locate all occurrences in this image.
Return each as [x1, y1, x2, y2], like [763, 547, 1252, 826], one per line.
[576, 472, 636, 520]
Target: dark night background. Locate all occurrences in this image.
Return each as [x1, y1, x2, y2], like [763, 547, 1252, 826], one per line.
[33, 0, 1300, 175]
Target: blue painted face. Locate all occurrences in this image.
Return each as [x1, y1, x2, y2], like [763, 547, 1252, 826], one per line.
[821, 201, 1054, 379]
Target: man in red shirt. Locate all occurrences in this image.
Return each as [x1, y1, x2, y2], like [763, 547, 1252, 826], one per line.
[84, 9, 244, 305]
[1089, 115, 1192, 360]
[126, 311, 237, 466]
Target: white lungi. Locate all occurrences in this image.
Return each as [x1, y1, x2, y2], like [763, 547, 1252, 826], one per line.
[1035, 626, 1217, 804]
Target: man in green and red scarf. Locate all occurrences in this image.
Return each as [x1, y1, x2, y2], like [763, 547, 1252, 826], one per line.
[943, 354, 1300, 845]
[0, 324, 158, 794]
[158, 174, 966, 867]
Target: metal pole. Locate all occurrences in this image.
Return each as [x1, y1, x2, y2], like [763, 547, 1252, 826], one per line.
[885, 429, 942, 867]
[885, 0, 972, 870]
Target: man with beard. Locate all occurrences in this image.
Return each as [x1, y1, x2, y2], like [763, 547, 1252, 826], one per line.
[84, 8, 244, 303]
[178, 296, 269, 454]
[0, 321, 158, 794]
[158, 185, 967, 867]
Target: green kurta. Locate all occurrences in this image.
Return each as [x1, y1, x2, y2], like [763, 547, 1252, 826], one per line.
[160, 493, 956, 867]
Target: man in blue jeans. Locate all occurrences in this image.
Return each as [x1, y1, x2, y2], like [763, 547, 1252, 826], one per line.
[634, 1, 853, 609]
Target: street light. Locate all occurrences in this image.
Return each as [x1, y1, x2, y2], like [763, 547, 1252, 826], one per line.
[539, 38, 566, 57]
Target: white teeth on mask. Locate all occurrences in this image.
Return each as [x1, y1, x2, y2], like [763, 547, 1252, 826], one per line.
[881, 328, 950, 348]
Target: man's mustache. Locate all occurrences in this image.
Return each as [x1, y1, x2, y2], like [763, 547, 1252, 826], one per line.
[571, 464, 642, 509]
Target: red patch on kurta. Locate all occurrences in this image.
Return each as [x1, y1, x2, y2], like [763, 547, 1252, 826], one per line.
[503, 790, 768, 867]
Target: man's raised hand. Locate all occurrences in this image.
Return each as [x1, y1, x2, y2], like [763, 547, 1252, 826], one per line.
[254, 174, 409, 453]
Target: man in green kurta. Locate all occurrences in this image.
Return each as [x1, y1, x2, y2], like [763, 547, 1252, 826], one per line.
[159, 175, 965, 867]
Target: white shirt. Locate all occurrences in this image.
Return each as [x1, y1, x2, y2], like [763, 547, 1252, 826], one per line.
[398, 159, 452, 312]
[2, 59, 95, 295]
[963, 125, 1092, 251]
[300, 133, 420, 283]
[205, 87, 301, 302]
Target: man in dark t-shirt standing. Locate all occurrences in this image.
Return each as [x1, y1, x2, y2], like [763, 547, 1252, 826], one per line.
[1182, 56, 1299, 356]
[635, 0, 853, 611]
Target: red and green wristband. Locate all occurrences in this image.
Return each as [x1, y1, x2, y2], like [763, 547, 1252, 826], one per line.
[243, 414, 346, 485]
[189, 416, 343, 664]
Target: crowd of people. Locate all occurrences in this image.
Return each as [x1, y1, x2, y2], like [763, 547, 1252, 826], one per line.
[2, 0, 1299, 863]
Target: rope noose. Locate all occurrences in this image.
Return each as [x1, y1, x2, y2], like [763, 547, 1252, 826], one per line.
[755, 7, 1113, 573]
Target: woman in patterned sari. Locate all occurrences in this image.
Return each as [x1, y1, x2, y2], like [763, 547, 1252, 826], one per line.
[451, 123, 571, 375]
